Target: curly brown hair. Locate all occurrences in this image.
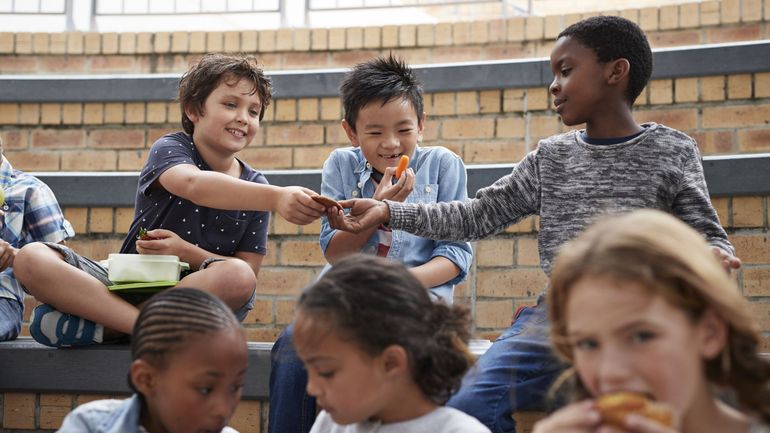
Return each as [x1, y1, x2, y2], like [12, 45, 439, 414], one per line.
[294, 254, 475, 404]
[178, 53, 272, 135]
[548, 209, 770, 423]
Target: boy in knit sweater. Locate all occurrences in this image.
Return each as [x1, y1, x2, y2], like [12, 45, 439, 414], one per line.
[326, 16, 740, 433]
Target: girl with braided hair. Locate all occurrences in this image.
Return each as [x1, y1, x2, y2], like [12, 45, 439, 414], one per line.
[291, 254, 490, 433]
[57, 288, 247, 433]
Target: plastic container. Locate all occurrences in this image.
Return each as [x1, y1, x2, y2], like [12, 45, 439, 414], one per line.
[105, 254, 190, 283]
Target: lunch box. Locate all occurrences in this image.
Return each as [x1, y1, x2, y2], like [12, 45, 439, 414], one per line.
[104, 254, 190, 283]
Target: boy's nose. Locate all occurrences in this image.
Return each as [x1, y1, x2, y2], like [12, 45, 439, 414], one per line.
[549, 78, 560, 95]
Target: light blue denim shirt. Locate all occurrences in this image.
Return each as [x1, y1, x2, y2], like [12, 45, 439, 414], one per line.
[320, 145, 473, 303]
[57, 394, 239, 433]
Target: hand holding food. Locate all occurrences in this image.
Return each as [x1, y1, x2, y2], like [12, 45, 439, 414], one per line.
[596, 392, 674, 429]
[312, 195, 344, 212]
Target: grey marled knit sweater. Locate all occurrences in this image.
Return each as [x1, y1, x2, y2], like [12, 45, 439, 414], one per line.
[387, 122, 734, 276]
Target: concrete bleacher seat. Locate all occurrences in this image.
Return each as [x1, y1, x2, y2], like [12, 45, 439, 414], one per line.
[0, 337, 273, 398]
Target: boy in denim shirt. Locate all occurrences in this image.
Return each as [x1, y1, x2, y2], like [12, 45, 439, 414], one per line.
[328, 17, 740, 433]
[268, 55, 473, 433]
[0, 136, 74, 341]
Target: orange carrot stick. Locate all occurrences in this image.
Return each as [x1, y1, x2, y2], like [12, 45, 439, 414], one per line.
[395, 155, 410, 178]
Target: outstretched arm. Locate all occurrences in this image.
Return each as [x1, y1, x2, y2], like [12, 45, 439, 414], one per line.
[159, 164, 325, 225]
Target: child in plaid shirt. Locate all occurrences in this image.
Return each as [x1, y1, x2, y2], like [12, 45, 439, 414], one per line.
[0, 135, 74, 341]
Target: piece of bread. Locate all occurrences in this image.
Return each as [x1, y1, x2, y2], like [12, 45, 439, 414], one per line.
[312, 195, 344, 211]
[596, 392, 674, 428]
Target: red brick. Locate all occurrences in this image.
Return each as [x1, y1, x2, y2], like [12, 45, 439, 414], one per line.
[244, 299, 272, 325]
[731, 234, 770, 264]
[702, 105, 770, 128]
[634, 108, 697, 131]
[31, 129, 86, 149]
[647, 30, 700, 48]
[738, 128, 770, 153]
[706, 25, 762, 43]
[293, 146, 336, 169]
[746, 300, 769, 331]
[442, 119, 495, 139]
[238, 147, 293, 169]
[476, 300, 514, 328]
[692, 130, 735, 155]
[275, 299, 296, 325]
[476, 239, 515, 267]
[90, 55, 136, 72]
[40, 55, 87, 73]
[517, 237, 540, 266]
[6, 151, 59, 171]
[90, 129, 146, 149]
[476, 269, 548, 298]
[265, 125, 324, 146]
[1, 130, 28, 150]
[3, 393, 36, 429]
[464, 140, 526, 164]
[256, 268, 314, 296]
[743, 268, 770, 297]
[61, 150, 118, 171]
[732, 197, 765, 227]
[278, 240, 326, 266]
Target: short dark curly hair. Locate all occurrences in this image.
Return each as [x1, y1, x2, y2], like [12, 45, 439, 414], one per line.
[178, 53, 272, 135]
[558, 16, 653, 105]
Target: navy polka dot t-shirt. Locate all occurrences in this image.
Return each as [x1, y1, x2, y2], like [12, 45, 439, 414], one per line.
[120, 132, 270, 257]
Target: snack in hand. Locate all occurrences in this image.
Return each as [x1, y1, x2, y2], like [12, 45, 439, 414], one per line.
[136, 227, 154, 241]
[312, 195, 344, 212]
[395, 155, 410, 179]
[0, 188, 4, 206]
[596, 392, 674, 428]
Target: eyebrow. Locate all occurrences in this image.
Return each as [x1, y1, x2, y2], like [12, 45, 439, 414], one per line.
[200, 368, 248, 378]
[363, 119, 416, 128]
[568, 319, 659, 338]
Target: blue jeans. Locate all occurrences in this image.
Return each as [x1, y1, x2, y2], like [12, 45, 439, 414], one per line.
[0, 297, 23, 341]
[268, 324, 316, 433]
[447, 298, 566, 433]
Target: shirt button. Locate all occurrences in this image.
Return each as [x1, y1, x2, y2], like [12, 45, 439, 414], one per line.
[357, 182, 363, 188]
[352, 191, 359, 197]
[425, 186, 432, 193]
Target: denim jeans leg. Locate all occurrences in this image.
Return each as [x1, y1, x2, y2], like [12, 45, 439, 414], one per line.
[268, 324, 317, 433]
[0, 298, 23, 341]
[447, 299, 565, 433]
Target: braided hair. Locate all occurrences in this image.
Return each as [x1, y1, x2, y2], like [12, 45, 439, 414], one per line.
[131, 287, 241, 368]
[295, 254, 474, 404]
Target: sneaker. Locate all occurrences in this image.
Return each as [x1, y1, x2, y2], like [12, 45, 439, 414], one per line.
[29, 304, 103, 347]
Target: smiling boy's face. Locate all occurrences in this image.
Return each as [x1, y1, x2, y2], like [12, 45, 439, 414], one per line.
[342, 97, 424, 176]
[185, 77, 262, 158]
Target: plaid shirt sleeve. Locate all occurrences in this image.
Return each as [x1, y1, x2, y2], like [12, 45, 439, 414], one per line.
[21, 178, 74, 245]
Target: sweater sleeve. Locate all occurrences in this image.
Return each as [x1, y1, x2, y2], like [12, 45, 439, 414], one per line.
[672, 141, 735, 256]
[387, 150, 540, 242]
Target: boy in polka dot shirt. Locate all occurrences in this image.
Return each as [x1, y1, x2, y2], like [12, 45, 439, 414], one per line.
[14, 53, 326, 347]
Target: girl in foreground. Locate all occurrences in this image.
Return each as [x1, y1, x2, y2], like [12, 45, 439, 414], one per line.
[536, 209, 769, 433]
[58, 288, 247, 433]
[292, 254, 490, 433]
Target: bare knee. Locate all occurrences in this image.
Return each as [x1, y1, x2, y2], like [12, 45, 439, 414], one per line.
[204, 259, 256, 305]
[14, 243, 62, 284]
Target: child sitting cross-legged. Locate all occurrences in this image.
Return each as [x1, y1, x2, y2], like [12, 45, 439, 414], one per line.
[292, 254, 491, 433]
[57, 287, 247, 433]
[14, 53, 326, 347]
[535, 209, 769, 433]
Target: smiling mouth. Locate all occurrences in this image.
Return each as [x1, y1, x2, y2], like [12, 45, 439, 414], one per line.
[227, 128, 246, 138]
[379, 153, 403, 160]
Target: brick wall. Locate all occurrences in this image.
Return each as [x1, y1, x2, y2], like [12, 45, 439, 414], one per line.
[0, 0, 767, 74]
[1, 1, 770, 431]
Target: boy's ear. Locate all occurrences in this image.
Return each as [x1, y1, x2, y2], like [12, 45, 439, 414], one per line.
[341, 119, 360, 148]
[697, 309, 728, 360]
[380, 344, 409, 377]
[606, 58, 631, 85]
[184, 104, 200, 124]
[130, 359, 159, 396]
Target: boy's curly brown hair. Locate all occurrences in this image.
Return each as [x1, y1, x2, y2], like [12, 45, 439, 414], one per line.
[178, 53, 272, 135]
